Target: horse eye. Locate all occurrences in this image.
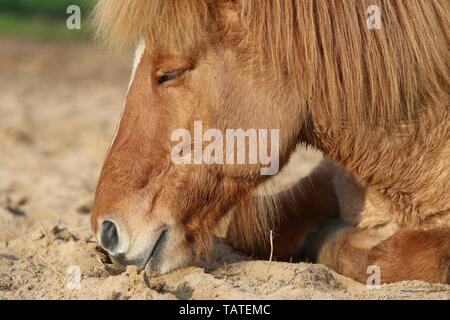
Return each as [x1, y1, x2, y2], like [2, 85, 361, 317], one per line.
[157, 69, 186, 85]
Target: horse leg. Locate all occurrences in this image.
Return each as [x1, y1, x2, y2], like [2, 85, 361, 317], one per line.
[302, 162, 450, 284]
[305, 222, 450, 284]
[227, 157, 450, 284]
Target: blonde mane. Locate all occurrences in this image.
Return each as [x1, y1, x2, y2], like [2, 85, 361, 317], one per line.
[94, 0, 449, 130]
[93, 0, 210, 50]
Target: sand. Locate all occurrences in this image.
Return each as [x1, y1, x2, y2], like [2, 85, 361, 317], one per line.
[0, 38, 448, 300]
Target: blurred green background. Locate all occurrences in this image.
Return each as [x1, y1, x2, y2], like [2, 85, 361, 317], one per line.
[0, 0, 95, 41]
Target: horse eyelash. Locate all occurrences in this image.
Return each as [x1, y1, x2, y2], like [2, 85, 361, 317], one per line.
[157, 69, 188, 85]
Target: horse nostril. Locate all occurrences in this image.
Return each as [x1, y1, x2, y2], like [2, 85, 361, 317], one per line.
[100, 220, 120, 254]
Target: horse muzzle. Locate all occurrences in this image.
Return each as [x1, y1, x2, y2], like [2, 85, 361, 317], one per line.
[97, 218, 192, 274]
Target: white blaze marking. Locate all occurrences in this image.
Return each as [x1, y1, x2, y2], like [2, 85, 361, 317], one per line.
[106, 40, 146, 156]
[129, 39, 146, 91]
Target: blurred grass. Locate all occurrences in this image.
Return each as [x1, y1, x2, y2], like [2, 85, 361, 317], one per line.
[0, 0, 95, 41]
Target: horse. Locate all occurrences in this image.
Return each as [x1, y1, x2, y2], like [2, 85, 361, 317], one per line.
[91, 0, 450, 284]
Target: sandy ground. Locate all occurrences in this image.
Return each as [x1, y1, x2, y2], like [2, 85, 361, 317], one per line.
[0, 38, 449, 300]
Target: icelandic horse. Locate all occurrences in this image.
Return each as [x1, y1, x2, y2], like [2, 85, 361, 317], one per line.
[91, 1, 450, 284]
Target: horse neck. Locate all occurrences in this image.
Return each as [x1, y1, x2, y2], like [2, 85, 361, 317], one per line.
[303, 114, 450, 219]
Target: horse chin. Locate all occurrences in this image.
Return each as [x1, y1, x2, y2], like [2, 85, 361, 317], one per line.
[143, 228, 193, 276]
[144, 245, 193, 277]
